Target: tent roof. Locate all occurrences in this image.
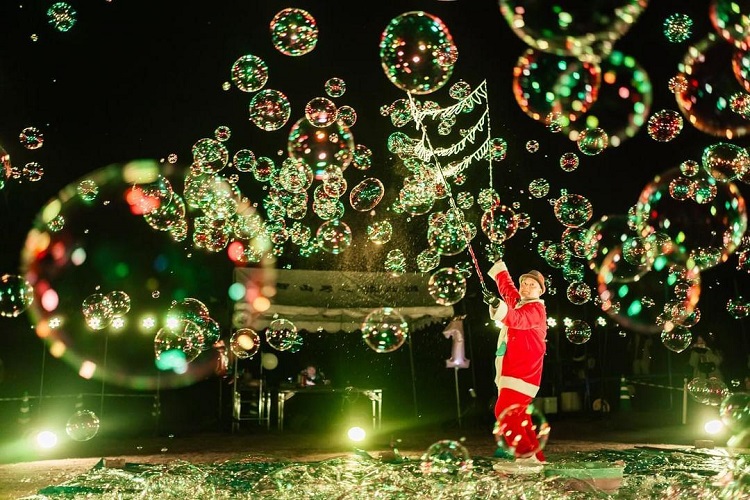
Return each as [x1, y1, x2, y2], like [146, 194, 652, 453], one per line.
[233, 268, 455, 333]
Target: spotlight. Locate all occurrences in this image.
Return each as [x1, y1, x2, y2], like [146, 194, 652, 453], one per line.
[347, 426, 366, 442]
[704, 419, 724, 435]
[35, 430, 58, 449]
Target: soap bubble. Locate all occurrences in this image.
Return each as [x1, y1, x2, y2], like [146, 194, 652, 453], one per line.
[416, 248, 440, 273]
[427, 268, 467, 306]
[270, 8, 318, 56]
[379, 11, 457, 95]
[576, 127, 609, 155]
[367, 221, 392, 245]
[481, 204, 518, 244]
[512, 48, 601, 123]
[559, 152, 580, 172]
[660, 325, 694, 353]
[710, 0, 750, 51]
[279, 158, 313, 194]
[554, 193, 593, 228]
[494, 403, 550, 459]
[634, 166, 746, 270]
[106, 290, 131, 317]
[82, 293, 114, 331]
[233, 149, 257, 173]
[250, 89, 291, 132]
[719, 392, 750, 431]
[77, 179, 99, 203]
[66, 410, 100, 441]
[566, 282, 592, 305]
[325, 77, 346, 98]
[565, 320, 592, 344]
[230, 54, 269, 92]
[663, 13, 693, 43]
[647, 109, 684, 142]
[420, 439, 472, 475]
[528, 178, 550, 198]
[316, 219, 352, 254]
[47, 2, 77, 32]
[337, 106, 357, 127]
[19, 126, 44, 150]
[362, 307, 408, 353]
[154, 321, 202, 364]
[350, 178, 385, 211]
[428, 210, 472, 256]
[560, 50, 652, 149]
[288, 118, 354, 178]
[498, 0, 648, 62]
[266, 318, 299, 351]
[598, 246, 701, 334]
[305, 97, 337, 127]
[0, 274, 34, 318]
[230, 328, 260, 359]
[674, 34, 750, 139]
[687, 376, 729, 406]
[701, 142, 750, 182]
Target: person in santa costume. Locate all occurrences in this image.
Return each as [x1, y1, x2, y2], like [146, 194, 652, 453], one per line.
[483, 259, 548, 463]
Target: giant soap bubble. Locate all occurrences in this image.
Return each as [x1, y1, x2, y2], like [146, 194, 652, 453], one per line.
[674, 33, 750, 139]
[21, 162, 271, 390]
[499, 0, 649, 63]
[512, 48, 601, 124]
[598, 245, 701, 334]
[634, 166, 747, 270]
[379, 11, 457, 95]
[561, 50, 652, 148]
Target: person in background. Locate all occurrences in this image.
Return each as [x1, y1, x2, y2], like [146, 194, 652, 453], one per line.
[483, 260, 548, 464]
[297, 364, 330, 387]
[688, 334, 723, 381]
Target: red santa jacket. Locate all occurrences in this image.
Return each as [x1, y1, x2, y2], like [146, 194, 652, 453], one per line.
[488, 262, 547, 398]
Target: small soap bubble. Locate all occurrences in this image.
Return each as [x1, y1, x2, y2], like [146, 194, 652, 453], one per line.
[663, 13, 693, 43]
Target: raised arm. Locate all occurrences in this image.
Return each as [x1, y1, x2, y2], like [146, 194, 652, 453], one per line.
[488, 260, 521, 308]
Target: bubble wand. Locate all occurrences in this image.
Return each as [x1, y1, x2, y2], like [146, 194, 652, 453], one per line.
[406, 93, 493, 295]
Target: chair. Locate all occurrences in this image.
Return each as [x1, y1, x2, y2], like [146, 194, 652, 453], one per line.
[231, 359, 271, 431]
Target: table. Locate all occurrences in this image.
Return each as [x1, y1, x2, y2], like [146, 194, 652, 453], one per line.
[276, 386, 382, 431]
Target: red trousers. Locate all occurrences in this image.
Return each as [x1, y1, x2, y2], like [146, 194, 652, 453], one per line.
[494, 388, 546, 462]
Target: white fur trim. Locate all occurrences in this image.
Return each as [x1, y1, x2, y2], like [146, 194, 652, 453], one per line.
[488, 260, 507, 279]
[489, 300, 508, 322]
[499, 376, 540, 398]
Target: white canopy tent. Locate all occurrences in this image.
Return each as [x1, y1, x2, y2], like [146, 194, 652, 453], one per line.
[232, 268, 455, 333]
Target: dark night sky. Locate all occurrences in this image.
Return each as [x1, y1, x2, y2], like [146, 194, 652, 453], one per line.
[0, 0, 749, 426]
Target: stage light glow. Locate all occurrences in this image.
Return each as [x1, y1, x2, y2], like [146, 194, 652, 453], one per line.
[704, 419, 723, 434]
[347, 426, 366, 442]
[36, 430, 58, 449]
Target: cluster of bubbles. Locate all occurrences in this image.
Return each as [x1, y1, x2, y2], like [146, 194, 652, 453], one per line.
[501, 1, 656, 151]
[687, 376, 730, 406]
[81, 290, 131, 331]
[154, 298, 220, 373]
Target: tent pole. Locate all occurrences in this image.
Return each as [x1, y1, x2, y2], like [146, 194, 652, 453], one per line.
[454, 366, 462, 428]
[407, 329, 418, 419]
